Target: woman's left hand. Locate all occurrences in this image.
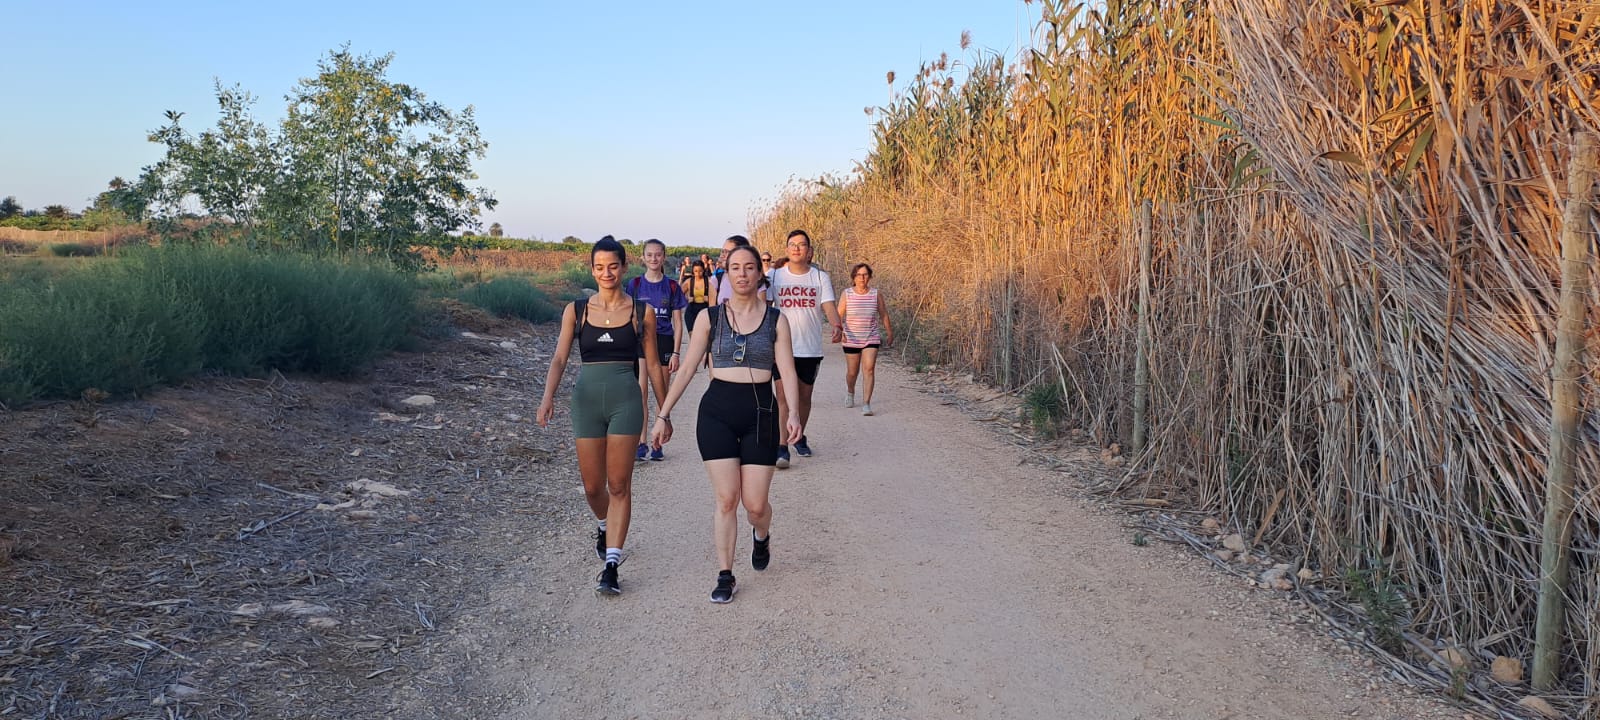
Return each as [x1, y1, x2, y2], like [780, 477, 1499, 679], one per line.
[667, 354, 681, 374]
[785, 417, 803, 445]
[651, 418, 673, 447]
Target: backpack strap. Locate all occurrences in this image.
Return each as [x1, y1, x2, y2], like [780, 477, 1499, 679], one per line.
[667, 279, 684, 308]
[706, 304, 722, 369]
[634, 299, 648, 339]
[574, 296, 589, 328]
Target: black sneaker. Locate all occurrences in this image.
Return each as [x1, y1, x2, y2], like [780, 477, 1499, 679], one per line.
[752, 532, 770, 571]
[775, 446, 791, 469]
[794, 436, 812, 457]
[594, 526, 606, 560]
[595, 562, 621, 596]
[710, 570, 737, 603]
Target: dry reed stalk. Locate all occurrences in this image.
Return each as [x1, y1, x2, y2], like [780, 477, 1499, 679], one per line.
[753, 0, 1600, 706]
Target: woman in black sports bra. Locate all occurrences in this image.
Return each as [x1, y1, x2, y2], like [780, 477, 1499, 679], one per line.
[649, 244, 803, 603]
[537, 237, 667, 596]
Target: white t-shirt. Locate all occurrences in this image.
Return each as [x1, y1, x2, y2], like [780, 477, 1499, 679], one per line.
[766, 265, 836, 358]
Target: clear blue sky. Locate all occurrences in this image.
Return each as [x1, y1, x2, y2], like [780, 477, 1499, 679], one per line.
[2, 1, 1040, 247]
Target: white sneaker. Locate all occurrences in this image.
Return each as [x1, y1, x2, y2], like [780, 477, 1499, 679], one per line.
[862, 403, 874, 416]
[845, 392, 854, 408]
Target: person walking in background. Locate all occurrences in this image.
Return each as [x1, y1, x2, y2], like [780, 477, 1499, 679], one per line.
[839, 263, 893, 416]
[765, 229, 840, 468]
[677, 256, 693, 285]
[536, 237, 667, 597]
[684, 260, 713, 334]
[628, 239, 687, 461]
[649, 243, 803, 604]
[714, 235, 751, 307]
[761, 251, 775, 273]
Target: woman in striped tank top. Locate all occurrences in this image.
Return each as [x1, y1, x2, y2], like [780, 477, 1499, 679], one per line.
[838, 263, 893, 416]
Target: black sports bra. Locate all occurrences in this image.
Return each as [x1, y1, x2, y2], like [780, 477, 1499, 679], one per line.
[575, 298, 642, 363]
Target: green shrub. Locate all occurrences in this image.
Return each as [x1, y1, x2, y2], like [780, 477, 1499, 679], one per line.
[1024, 379, 1068, 436]
[48, 242, 103, 257]
[553, 258, 597, 293]
[0, 244, 418, 406]
[1343, 557, 1409, 654]
[0, 266, 205, 405]
[0, 239, 32, 255]
[457, 276, 560, 323]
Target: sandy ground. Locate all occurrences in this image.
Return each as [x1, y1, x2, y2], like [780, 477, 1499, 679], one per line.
[443, 353, 1458, 720]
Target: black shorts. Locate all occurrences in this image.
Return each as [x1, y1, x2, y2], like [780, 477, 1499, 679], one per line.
[685, 303, 708, 332]
[772, 356, 822, 386]
[636, 332, 674, 365]
[697, 379, 779, 465]
[842, 344, 881, 355]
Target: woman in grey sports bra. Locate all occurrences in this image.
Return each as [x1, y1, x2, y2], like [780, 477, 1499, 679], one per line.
[650, 244, 803, 604]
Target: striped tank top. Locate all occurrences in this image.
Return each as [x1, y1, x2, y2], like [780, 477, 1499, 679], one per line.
[841, 287, 881, 348]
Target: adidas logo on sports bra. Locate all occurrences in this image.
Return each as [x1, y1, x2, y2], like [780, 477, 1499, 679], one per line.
[597, 332, 614, 343]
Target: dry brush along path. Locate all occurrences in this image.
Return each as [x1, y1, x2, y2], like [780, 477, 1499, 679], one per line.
[0, 310, 1462, 719]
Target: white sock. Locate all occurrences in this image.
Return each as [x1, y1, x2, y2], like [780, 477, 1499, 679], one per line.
[752, 529, 768, 542]
[606, 548, 622, 565]
[597, 519, 607, 531]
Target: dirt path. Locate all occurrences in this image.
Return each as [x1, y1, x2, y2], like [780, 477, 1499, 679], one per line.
[0, 317, 1463, 719]
[451, 355, 1456, 719]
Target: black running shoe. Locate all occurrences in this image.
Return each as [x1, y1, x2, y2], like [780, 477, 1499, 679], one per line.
[794, 436, 812, 457]
[595, 562, 621, 596]
[752, 533, 770, 571]
[710, 571, 737, 603]
[594, 526, 606, 560]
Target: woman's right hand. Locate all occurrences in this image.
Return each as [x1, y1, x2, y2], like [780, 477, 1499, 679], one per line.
[536, 397, 554, 427]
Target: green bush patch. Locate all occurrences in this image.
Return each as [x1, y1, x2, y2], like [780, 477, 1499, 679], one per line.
[0, 244, 416, 407]
[457, 276, 560, 323]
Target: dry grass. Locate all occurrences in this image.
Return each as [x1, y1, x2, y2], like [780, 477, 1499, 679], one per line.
[0, 226, 150, 250]
[416, 246, 580, 274]
[753, 0, 1600, 713]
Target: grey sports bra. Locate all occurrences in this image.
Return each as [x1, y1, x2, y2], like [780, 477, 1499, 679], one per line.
[708, 305, 779, 370]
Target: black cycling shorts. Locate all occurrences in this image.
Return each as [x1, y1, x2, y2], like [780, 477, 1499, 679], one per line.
[772, 356, 822, 386]
[697, 379, 779, 465]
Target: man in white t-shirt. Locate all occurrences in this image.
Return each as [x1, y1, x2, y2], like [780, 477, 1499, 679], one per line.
[765, 229, 840, 468]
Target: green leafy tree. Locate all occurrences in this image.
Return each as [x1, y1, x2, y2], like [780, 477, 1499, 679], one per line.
[87, 177, 150, 223]
[145, 86, 274, 228]
[0, 196, 20, 219]
[138, 48, 496, 267]
[488, 222, 503, 238]
[43, 205, 70, 219]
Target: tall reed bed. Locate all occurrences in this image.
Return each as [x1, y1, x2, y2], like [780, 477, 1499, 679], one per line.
[754, 0, 1600, 707]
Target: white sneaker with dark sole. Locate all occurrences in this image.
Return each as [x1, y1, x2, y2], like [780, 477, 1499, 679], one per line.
[862, 403, 874, 416]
